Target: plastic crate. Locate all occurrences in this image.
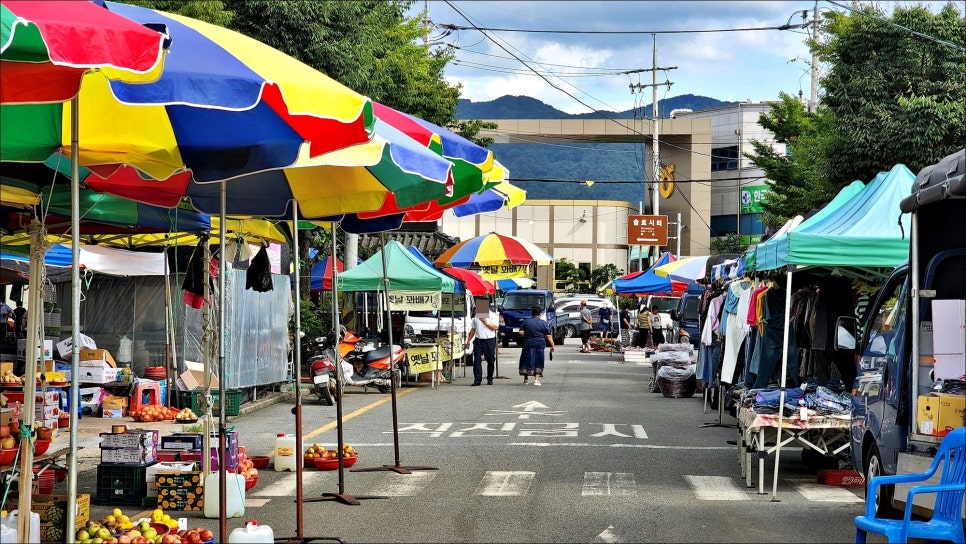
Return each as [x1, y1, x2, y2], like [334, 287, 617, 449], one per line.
[176, 389, 241, 416]
[95, 462, 156, 506]
[817, 469, 865, 487]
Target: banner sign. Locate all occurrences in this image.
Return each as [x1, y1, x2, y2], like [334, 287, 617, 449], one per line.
[441, 293, 467, 312]
[740, 185, 770, 214]
[387, 291, 440, 311]
[627, 215, 668, 246]
[479, 264, 530, 280]
[405, 336, 462, 375]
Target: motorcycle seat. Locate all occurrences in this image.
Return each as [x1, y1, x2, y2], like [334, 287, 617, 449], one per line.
[364, 344, 393, 363]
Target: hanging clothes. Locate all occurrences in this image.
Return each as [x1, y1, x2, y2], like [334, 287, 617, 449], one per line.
[246, 245, 273, 292]
[721, 278, 753, 385]
[182, 241, 218, 310]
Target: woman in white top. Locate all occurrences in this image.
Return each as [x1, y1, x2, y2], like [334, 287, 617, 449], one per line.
[649, 306, 666, 346]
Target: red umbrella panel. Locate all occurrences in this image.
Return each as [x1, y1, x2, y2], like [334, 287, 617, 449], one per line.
[309, 256, 344, 292]
[440, 266, 495, 296]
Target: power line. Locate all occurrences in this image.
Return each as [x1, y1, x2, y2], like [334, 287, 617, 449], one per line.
[437, 23, 805, 35]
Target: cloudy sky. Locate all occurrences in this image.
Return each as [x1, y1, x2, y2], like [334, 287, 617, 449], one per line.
[412, 0, 955, 114]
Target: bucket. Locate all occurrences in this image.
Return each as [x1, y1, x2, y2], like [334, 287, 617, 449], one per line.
[32, 466, 56, 494]
[202, 472, 245, 519]
[273, 434, 297, 472]
[1, 510, 41, 544]
[228, 520, 274, 543]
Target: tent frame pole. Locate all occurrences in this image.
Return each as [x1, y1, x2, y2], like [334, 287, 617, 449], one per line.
[769, 267, 796, 501]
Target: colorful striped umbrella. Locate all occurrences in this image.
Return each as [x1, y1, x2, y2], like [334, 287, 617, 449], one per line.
[434, 233, 553, 268]
[0, 0, 166, 103]
[1, 1, 374, 183]
[652, 255, 711, 283]
[440, 266, 495, 296]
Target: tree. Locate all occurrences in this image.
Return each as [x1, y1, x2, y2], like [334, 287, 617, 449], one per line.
[127, 1, 233, 26]
[553, 258, 584, 292]
[748, 4, 965, 223]
[590, 263, 623, 292]
[710, 234, 748, 255]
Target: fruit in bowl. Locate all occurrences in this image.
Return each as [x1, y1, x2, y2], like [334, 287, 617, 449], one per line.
[0, 447, 17, 466]
[33, 439, 50, 456]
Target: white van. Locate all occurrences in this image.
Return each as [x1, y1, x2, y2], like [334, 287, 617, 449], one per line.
[404, 292, 473, 338]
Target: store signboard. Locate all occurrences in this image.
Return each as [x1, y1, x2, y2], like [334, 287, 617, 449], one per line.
[387, 291, 440, 310]
[479, 264, 530, 279]
[627, 215, 668, 246]
[740, 185, 770, 214]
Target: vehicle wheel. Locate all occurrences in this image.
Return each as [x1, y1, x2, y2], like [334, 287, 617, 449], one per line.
[318, 377, 336, 406]
[864, 444, 898, 518]
[563, 325, 577, 338]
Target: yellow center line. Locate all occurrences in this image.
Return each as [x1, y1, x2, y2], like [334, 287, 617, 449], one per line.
[264, 386, 421, 457]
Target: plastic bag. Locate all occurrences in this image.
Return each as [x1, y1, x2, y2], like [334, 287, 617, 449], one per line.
[649, 351, 691, 365]
[656, 364, 697, 398]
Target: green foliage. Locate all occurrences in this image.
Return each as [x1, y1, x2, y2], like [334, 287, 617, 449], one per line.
[710, 234, 747, 255]
[553, 258, 584, 292]
[451, 119, 497, 148]
[590, 263, 623, 291]
[127, 0, 233, 26]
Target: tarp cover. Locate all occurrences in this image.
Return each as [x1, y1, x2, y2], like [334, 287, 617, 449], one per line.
[613, 252, 685, 295]
[337, 240, 456, 293]
[754, 164, 914, 271]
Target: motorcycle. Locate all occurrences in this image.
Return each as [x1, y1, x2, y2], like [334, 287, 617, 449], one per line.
[309, 327, 406, 405]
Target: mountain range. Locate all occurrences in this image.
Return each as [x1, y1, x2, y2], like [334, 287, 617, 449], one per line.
[455, 94, 736, 201]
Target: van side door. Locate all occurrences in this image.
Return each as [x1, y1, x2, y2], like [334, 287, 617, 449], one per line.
[851, 269, 910, 475]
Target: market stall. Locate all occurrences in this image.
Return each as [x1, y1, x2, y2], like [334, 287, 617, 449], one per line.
[739, 163, 915, 499]
[338, 240, 459, 386]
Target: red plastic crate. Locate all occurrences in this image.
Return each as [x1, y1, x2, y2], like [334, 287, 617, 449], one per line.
[817, 469, 865, 487]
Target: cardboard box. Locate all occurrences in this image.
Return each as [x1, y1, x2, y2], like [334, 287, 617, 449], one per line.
[937, 392, 965, 436]
[102, 408, 125, 419]
[79, 348, 116, 368]
[0, 361, 13, 374]
[160, 433, 204, 451]
[100, 429, 158, 449]
[17, 339, 54, 360]
[102, 396, 129, 410]
[100, 445, 158, 464]
[917, 394, 941, 435]
[0, 408, 14, 427]
[176, 360, 218, 391]
[79, 365, 121, 384]
[55, 333, 96, 359]
[2, 493, 90, 543]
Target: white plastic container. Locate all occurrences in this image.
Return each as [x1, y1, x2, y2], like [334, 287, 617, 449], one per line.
[228, 520, 275, 543]
[202, 472, 246, 519]
[1, 510, 41, 544]
[274, 433, 297, 472]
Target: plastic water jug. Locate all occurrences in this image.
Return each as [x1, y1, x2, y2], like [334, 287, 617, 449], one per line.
[117, 335, 133, 363]
[228, 520, 275, 543]
[274, 433, 297, 472]
[1, 510, 41, 544]
[202, 472, 245, 519]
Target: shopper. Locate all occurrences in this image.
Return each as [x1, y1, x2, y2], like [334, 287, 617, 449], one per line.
[578, 300, 593, 353]
[465, 303, 499, 386]
[13, 301, 26, 339]
[649, 305, 666, 347]
[518, 305, 554, 385]
[597, 304, 613, 340]
[637, 301, 653, 349]
[619, 305, 632, 345]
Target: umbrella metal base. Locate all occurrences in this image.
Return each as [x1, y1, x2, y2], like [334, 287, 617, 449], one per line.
[350, 464, 438, 475]
[300, 492, 388, 506]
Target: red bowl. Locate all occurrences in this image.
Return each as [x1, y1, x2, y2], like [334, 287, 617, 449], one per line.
[244, 474, 258, 490]
[249, 455, 270, 469]
[33, 439, 50, 456]
[150, 522, 170, 535]
[0, 448, 17, 466]
[313, 454, 358, 471]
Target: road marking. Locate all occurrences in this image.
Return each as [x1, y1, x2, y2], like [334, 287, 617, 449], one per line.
[245, 498, 271, 508]
[252, 471, 325, 497]
[508, 442, 732, 450]
[476, 471, 535, 496]
[367, 471, 438, 496]
[487, 400, 567, 419]
[787, 479, 863, 502]
[593, 525, 621, 543]
[685, 475, 750, 501]
[582, 472, 638, 496]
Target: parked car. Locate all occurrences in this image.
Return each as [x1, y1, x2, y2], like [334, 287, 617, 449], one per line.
[498, 289, 564, 347]
[555, 299, 611, 339]
[670, 283, 704, 349]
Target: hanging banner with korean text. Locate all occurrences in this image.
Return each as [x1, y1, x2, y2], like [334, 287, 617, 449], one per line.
[387, 291, 441, 310]
[479, 264, 530, 279]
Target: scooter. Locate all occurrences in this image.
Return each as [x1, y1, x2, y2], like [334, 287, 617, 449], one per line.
[309, 328, 405, 405]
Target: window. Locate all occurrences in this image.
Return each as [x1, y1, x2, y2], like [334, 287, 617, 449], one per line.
[711, 145, 739, 172]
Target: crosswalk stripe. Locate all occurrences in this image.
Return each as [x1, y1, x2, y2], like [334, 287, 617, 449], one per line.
[582, 472, 638, 496]
[476, 471, 535, 496]
[252, 471, 324, 497]
[245, 498, 271, 508]
[786, 479, 863, 502]
[367, 471, 438, 496]
[685, 475, 750, 501]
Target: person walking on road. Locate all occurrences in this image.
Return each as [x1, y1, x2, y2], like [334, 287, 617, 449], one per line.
[519, 305, 554, 385]
[465, 303, 499, 385]
[578, 300, 593, 353]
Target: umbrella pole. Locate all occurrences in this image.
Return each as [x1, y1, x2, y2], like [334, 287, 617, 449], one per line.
[66, 95, 81, 543]
[217, 184, 228, 542]
[351, 232, 437, 475]
[304, 224, 387, 506]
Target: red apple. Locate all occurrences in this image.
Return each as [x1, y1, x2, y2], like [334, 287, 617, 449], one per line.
[199, 529, 213, 541]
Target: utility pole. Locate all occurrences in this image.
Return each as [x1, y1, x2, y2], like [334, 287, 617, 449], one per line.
[423, 0, 431, 47]
[809, 0, 819, 113]
[626, 38, 675, 266]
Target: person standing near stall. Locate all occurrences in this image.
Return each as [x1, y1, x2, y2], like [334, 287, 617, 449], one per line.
[597, 303, 613, 340]
[519, 306, 554, 385]
[619, 305, 632, 346]
[13, 301, 26, 339]
[637, 300, 653, 349]
[649, 305, 666, 347]
[578, 300, 593, 353]
[465, 303, 499, 386]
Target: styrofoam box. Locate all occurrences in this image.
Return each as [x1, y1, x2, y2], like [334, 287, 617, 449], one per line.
[55, 334, 96, 359]
[932, 299, 965, 355]
[100, 430, 160, 449]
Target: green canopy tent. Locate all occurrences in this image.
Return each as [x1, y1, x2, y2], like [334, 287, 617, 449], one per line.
[750, 163, 915, 501]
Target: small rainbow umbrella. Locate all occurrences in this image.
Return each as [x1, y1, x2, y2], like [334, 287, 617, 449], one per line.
[440, 267, 495, 296]
[652, 255, 711, 283]
[434, 233, 553, 268]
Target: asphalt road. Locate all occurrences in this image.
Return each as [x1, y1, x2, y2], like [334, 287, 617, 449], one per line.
[86, 342, 867, 543]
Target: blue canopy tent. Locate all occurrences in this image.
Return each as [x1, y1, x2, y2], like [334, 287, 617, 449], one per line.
[612, 252, 686, 295]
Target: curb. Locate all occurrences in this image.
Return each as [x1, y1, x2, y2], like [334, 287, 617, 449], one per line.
[237, 390, 296, 417]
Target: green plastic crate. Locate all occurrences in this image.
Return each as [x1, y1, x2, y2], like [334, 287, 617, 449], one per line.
[176, 388, 241, 416]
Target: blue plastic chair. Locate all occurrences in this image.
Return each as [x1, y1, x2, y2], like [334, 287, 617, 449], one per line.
[854, 426, 965, 544]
